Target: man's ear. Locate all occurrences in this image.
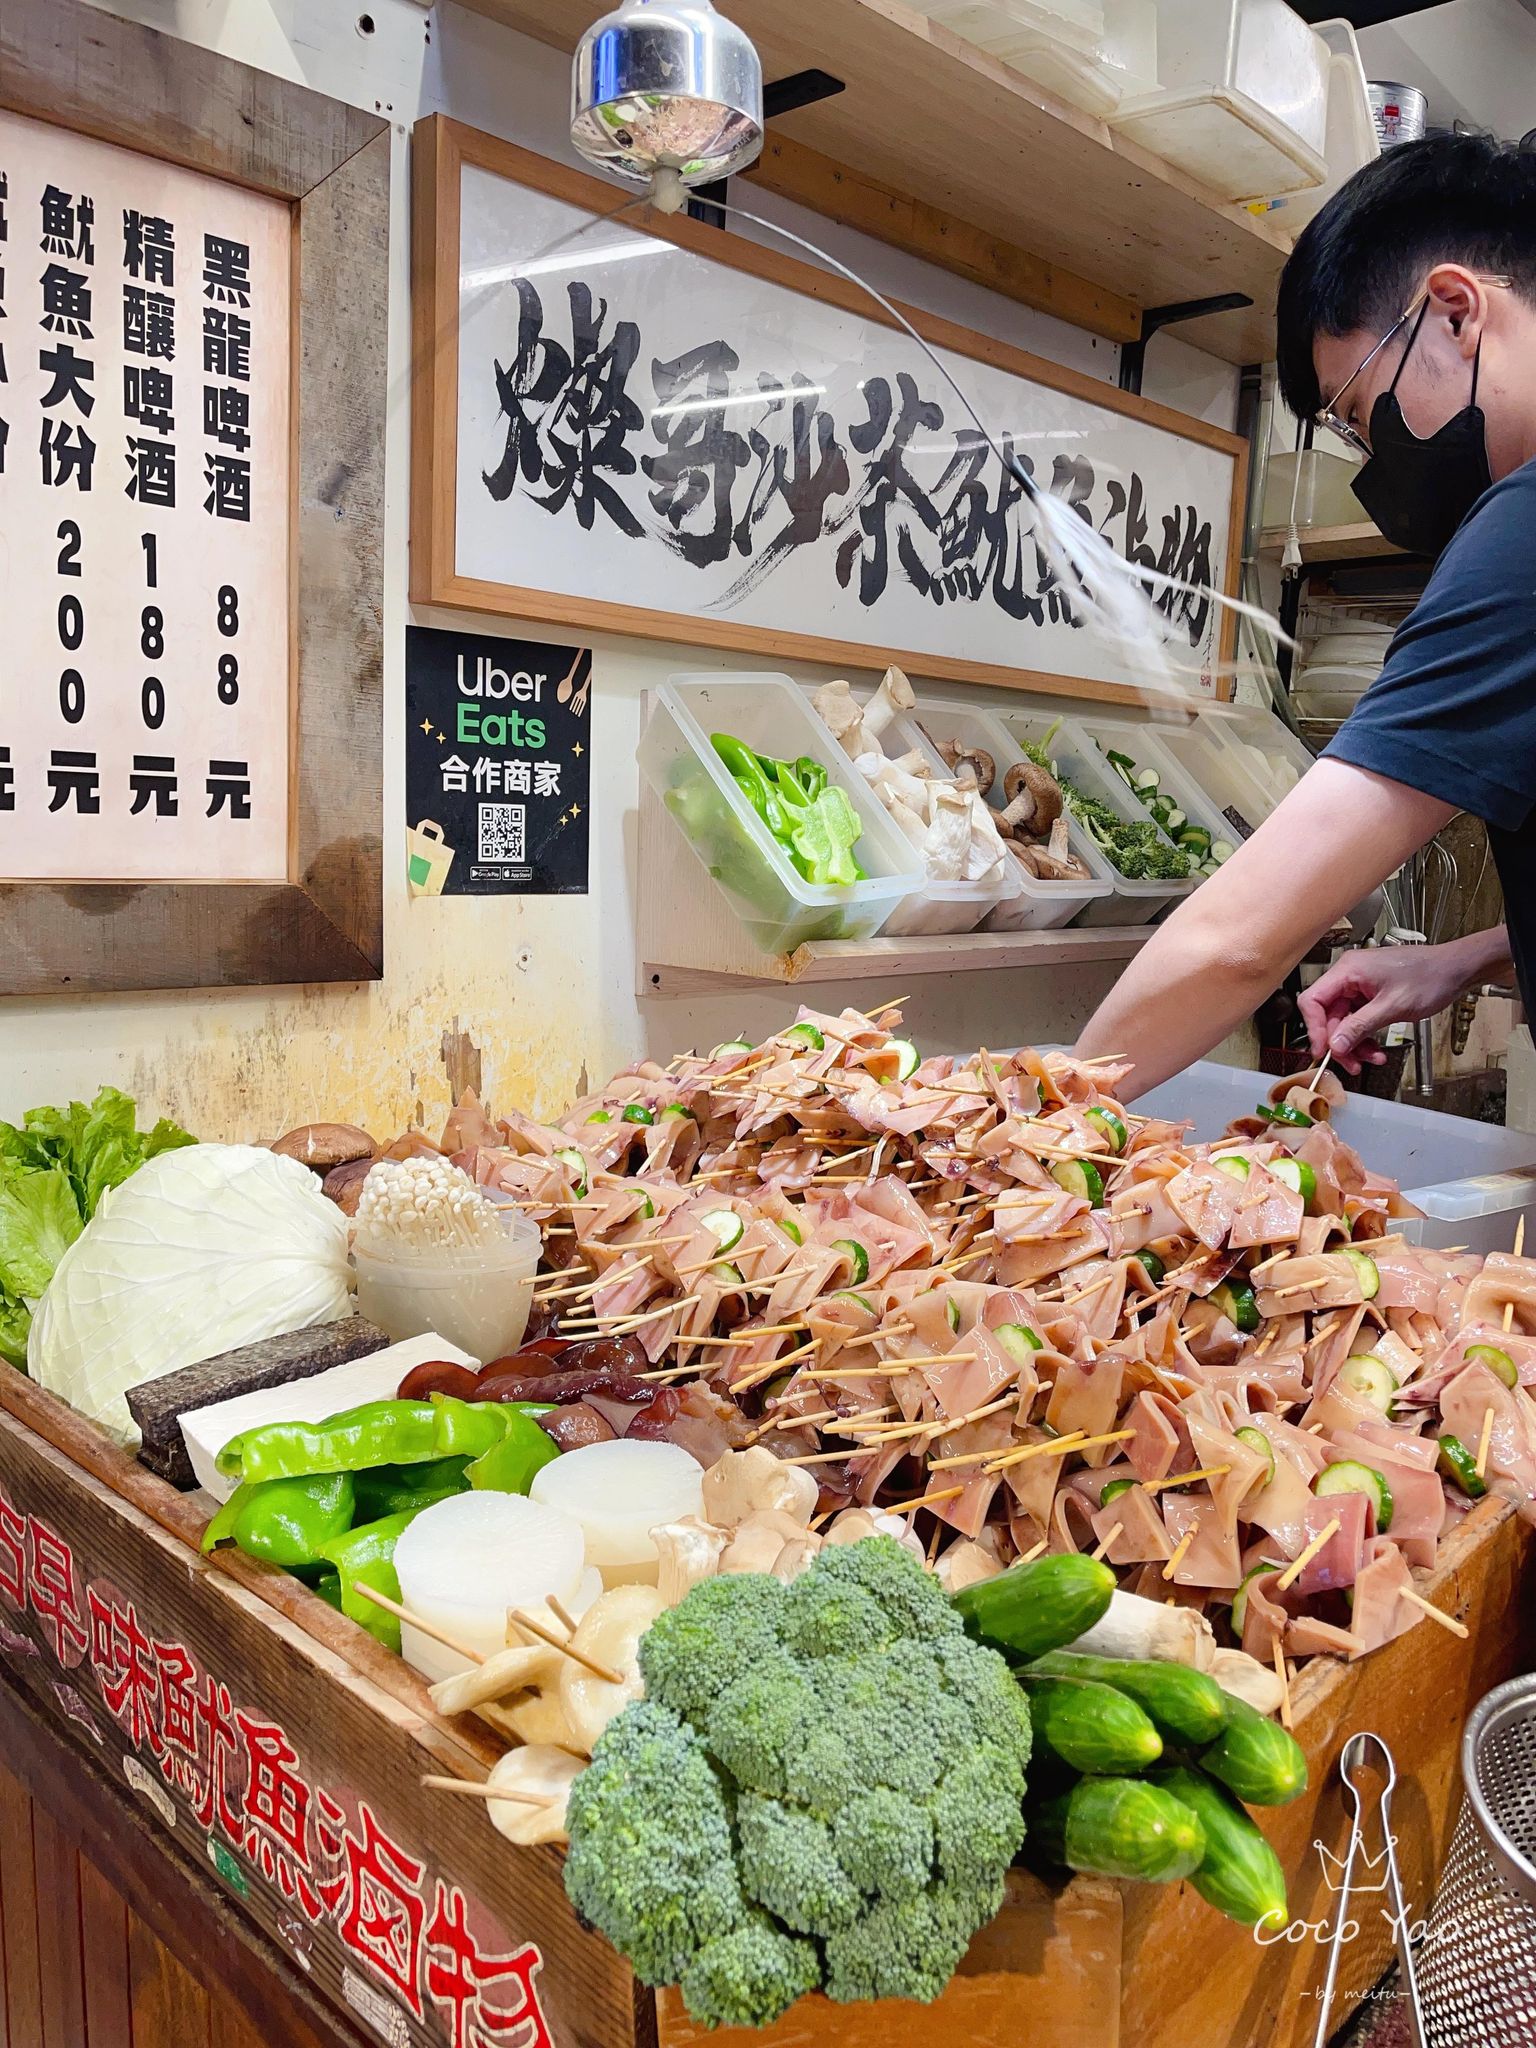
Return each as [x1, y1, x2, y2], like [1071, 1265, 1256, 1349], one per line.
[1425, 264, 1487, 356]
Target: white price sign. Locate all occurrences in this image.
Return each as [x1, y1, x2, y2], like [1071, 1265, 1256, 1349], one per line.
[0, 108, 291, 882]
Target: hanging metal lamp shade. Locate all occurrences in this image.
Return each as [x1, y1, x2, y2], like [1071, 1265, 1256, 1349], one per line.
[571, 0, 765, 188]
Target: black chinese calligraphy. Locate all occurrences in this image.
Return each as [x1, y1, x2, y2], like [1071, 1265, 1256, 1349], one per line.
[475, 280, 1221, 651]
[484, 279, 643, 536]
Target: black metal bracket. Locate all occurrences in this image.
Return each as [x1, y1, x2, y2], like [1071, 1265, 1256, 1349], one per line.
[686, 69, 847, 230]
[1117, 293, 1254, 395]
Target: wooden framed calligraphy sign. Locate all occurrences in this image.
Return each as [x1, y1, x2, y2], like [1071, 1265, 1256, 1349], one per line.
[411, 120, 1248, 709]
[0, 0, 388, 995]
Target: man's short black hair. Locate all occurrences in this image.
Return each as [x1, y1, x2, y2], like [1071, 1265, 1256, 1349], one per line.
[1276, 132, 1536, 423]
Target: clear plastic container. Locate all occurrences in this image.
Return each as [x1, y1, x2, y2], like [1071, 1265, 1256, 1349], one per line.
[1263, 19, 1377, 224]
[352, 1209, 541, 1361]
[1073, 712, 1243, 877]
[1201, 704, 1315, 818]
[1143, 720, 1273, 840]
[919, 0, 1105, 63]
[1261, 446, 1363, 530]
[817, 683, 1025, 937]
[906, 700, 1115, 930]
[1109, 0, 1330, 200]
[936, 702, 1186, 924]
[1009, 0, 1160, 115]
[638, 674, 924, 955]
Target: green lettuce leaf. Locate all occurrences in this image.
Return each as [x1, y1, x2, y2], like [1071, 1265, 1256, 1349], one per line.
[143, 1116, 196, 1162]
[3, 1086, 193, 1223]
[0, 1294, 30, 1371]
[0, 1164, 84, 1299]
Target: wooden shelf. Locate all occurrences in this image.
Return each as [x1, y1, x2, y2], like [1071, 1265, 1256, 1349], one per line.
[642, 924, 1152, 996]
[454, 0, 1290, 364]
[1258, 522, 1404, 564]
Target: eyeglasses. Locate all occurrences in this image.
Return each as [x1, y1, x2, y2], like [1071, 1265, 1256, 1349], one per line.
[1314, 274, 1513, 457]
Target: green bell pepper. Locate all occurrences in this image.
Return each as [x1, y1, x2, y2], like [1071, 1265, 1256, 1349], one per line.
[787, 786, 864, 887]
[712, 735, 788, 836]
[217, 1396, 517, 1487]
[793, 756, 827, 802]
[200, 1472, 356, 1569]
[315, 1509, 420, 1651]
[352, 1456, 472, 1522]
[465, 1404, 560, 1493]
[307, 1565, 344, 1611]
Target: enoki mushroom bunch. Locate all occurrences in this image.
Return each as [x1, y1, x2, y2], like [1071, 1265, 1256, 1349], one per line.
[354, 1156, 507, 1252]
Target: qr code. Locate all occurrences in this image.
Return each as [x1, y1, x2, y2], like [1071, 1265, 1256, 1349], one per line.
[477, 802, 525, 862]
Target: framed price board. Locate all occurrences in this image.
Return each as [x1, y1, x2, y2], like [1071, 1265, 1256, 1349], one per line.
[0, 0, 389, 995]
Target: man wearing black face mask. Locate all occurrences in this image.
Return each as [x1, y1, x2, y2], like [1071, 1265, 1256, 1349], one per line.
[1074, 132, 1536, 1096]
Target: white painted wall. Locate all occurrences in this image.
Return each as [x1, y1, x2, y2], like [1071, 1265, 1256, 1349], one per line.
[3, 0, 1239, 1139]
[1360, 0, 1536, 141]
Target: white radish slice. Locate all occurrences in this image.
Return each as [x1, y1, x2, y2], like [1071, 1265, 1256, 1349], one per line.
[394, 1492, 585, 1682]
[531, 1441, 703, 1584]
[558, 1584, 666, 1754]
[485, 1746, 584, 1847]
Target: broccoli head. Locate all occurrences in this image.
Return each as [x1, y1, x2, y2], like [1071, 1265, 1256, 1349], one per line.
[638, 1571, 786, 1724]
[678, 1917, 821, 2030]
[563, 1701, 744, 1987]
[564, 1537, 1032, 2025]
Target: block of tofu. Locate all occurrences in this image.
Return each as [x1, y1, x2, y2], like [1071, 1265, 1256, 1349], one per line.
[182, 1332, 479, 1501]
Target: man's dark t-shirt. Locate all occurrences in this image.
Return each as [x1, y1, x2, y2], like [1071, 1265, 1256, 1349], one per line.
[1323, 458, 1536, 1013]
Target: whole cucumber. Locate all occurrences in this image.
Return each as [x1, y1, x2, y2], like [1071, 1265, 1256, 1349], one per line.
[953, 1553, 1115, 1661]
[1029, 1775, 1206, 1884]
[1151, 1765, 1289, 1929]
[1198, 1693, 1308, 1806]
[1022, 1674, 1163, 1775]
[1027, 1649, 1230, 1747]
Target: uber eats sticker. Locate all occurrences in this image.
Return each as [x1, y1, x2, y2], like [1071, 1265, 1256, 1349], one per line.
[405, 627, 591, 896]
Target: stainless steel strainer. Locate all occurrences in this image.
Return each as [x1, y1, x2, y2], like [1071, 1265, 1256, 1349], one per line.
[1419, 1675, 1536, 2045]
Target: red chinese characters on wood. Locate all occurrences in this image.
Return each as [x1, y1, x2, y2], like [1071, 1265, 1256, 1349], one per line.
[0, 1478, 552, 2048]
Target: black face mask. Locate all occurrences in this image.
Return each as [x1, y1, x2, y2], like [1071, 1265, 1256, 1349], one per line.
[1351, 306, 1493, 557]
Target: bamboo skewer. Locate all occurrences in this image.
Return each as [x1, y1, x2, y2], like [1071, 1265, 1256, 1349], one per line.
[353, 1585, 485, 1666]
[1017, 1537, 1050, 1564]
[1143, 1464, 1232, 1494]
[421, 1776, 550, 1809]
[885, 1483, 967, 1515]
[1274, 1518, 1342, 1593]
[1161, 1527, 1196, 1580]
[810, 1362, 922, 1382]
[982, 1428, 1134, 1476]
[870, 1351, 977, 1371]
[1090, 1523, 1123, 1561]
[1272, 1638, 1293, 1731]
[547, 1595, 578, 1637]
[509, 1606, 623, 1685]
[1504, 1214, 1525, 1333]
[1398, 1586, 1470, 1638]
[1476, 1404, 1497, 1480]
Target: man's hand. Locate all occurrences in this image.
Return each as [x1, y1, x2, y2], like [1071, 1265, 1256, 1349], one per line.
[1299, 925, 1513, 1074]
[1299, 949, 1462, 1072]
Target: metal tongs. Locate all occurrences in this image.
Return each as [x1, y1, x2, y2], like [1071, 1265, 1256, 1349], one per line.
[1313, 1732, 1426, 2048]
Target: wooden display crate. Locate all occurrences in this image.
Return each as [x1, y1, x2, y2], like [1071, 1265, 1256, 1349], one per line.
[0, 1369, 1529, 2048]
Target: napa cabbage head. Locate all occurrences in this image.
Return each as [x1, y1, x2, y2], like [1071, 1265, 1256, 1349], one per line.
[29, 1143, 351, 1442]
